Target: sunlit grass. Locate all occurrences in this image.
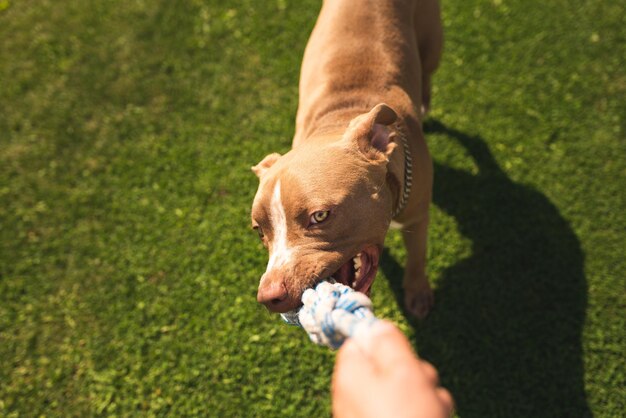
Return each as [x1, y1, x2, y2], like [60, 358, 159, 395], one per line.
[0, 0, 623, 416]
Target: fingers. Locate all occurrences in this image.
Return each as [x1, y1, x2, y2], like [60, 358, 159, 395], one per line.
[332, 338, 375, 418]
[418, 357, 455, 416]
[334, 336, 367, 374]
[436, 388, 455, 416]
[419, 360, 440, 385]
[351, 320, 416, 372]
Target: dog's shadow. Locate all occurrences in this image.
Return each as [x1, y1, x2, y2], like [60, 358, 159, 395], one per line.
[381, 120, 590, 417]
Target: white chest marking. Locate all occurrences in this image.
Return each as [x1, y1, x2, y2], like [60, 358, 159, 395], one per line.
[389, 220, 404, 230]
[266, 180, 292, 273]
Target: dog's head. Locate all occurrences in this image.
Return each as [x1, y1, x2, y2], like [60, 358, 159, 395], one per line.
[251, 103, 399, 312]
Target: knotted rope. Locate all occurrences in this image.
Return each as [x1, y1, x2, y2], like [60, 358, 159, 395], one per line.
[280, 281, 379, 349]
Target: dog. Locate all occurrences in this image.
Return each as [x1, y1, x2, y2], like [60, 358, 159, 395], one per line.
[251, 0, 443, 319]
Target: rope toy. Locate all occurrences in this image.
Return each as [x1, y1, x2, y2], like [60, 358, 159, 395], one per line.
[280, 281, 379, 349]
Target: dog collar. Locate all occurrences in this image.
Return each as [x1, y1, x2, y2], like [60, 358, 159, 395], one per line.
[391, 123, 413, 219]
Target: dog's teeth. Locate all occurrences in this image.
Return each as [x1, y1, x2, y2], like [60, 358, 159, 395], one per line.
[353, 254, 362, 271]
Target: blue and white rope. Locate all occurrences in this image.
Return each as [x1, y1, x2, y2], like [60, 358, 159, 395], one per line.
[280, 281, 379, 349]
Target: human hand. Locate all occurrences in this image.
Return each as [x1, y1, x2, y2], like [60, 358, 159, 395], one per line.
[332, 321, 453, 418]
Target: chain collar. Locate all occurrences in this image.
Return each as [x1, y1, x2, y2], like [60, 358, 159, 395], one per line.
[391, 123, 413, 219]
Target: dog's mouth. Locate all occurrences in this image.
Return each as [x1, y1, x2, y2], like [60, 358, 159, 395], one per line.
[274, 245, 381, 318]
[330, 245, 380, 295]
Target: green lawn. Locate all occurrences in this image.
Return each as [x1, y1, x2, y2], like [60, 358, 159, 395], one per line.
[0, 0, 624, 416]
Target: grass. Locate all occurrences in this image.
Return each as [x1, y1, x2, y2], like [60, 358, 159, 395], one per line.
[0, 0, 623, 416]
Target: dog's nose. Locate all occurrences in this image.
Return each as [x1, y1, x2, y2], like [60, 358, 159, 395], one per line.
[257, 280, 290, 312]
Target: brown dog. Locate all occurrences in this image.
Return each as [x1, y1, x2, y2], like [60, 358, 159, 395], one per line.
[251, 0, 443, 318]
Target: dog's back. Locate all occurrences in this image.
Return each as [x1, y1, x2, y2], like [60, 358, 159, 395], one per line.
[295, 0, 442, 145]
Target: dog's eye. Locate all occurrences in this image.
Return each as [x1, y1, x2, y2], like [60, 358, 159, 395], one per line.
[253, 226, 264, 240]
[310, 210, 330, 225]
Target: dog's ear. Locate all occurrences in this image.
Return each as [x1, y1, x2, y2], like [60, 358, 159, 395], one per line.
[252, 152, 281, 178]
[345, 103, 398, 160]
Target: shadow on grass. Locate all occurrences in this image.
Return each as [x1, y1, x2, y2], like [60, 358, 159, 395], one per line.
[381, 119, 590, 417]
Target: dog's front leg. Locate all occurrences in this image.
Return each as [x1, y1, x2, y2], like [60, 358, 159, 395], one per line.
[402, 214, 434, 319]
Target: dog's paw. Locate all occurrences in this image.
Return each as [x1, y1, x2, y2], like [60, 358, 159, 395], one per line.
[404, 285, 434, 319]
